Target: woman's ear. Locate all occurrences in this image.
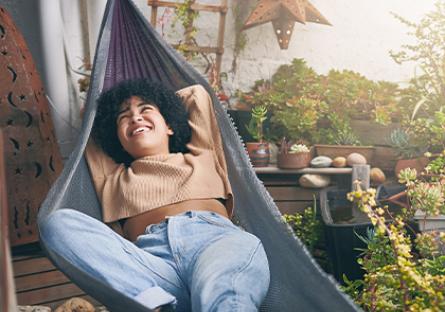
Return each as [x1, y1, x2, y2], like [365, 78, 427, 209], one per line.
[167, 126, 174, 136]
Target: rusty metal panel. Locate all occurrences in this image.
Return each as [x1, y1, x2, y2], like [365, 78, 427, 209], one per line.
[0, 7, 63, 246]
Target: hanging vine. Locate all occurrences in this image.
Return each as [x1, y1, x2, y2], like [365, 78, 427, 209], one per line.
[231, 0, 255, 73]
[172, 0, 199, 59]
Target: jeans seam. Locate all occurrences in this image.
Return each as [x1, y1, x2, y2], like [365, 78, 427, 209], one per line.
[121, 244, 182, 289]
[197, 214, 236, 229]
[167, 221, 189, 291]
[231, 241, 262, 311]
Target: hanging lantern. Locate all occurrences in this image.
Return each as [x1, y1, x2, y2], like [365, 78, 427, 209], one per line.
[243, 0, 331, 50]
[272, 11, 296, 49]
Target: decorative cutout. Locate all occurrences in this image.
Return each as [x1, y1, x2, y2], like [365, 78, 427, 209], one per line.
[23, 110, 32, 127]
[9, 137, 19, 150]
[0, 7, 63, 246]
[7, 92, 17, 108]
[6, 65, 16, 82]
[13, 207, 18, 229]
[24, 201, 30, 225]
[49, 155, 55, 172]
[34, 162, 42, 178]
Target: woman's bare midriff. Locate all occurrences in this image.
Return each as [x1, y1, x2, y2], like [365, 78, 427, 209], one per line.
[123, 199, 229, 241]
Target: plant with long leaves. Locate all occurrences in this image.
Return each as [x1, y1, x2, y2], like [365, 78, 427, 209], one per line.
[246, 105, 268, 142]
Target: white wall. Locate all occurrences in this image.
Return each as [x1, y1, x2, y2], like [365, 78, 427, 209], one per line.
[59, 0, 440, 92]
[222, 0, 437, 91]
[2, 0, 438, 154]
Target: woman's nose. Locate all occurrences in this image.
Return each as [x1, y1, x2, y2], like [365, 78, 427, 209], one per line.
[130, 114, 143, 123]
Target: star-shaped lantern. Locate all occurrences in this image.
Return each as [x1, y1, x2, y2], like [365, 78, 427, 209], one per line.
[243, 0, 331, 49]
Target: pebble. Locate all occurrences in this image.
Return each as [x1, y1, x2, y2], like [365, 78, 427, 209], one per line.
[332, 156, 347, 168]
[346, 153, 367, 166]
[310, 156, 333, 168]
[18, 307, 51, 312]
[299, 174, 331, 188]
[370, 167, 386, 184]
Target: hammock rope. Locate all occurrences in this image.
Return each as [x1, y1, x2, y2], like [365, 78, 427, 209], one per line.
[37, 1, 360, 311]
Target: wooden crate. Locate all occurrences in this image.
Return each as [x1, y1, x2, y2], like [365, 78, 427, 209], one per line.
[13, 248, 101, 309]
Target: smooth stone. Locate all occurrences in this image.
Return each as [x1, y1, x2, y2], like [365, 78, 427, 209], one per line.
[310, 156, 332, 168]
[299, 174, 331, 188]
[347, 153, 367, 166]
[18, 307, 51, 312]
[370, 167, 386, 184]
[332, 156, 347, 168]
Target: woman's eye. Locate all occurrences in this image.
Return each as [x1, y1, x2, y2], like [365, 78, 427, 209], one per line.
[117, 114, 128, 123]
[141, 106, 154, 113]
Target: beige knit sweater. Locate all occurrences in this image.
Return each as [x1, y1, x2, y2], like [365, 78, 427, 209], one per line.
[85, 84, 233, 223]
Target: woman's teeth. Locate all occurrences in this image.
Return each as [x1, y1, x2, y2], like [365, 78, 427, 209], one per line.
[132, 127, 150, 136]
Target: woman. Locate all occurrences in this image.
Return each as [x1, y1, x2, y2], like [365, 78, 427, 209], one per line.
[39, 79, 270, 312]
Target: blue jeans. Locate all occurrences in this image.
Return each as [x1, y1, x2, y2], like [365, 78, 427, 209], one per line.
[39, 209, 270, 311]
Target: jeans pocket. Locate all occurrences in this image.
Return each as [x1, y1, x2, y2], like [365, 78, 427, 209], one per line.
[197, 212, 237, 229]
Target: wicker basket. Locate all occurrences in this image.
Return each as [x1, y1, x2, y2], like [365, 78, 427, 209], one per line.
[277, 152, 312, 169]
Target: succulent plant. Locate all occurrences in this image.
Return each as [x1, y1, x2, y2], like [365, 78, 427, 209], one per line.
[389, 128, 422, 159]
[289, 144, 310, 153]
[246, 105, 268, 142]
[333, 129, 361, 146]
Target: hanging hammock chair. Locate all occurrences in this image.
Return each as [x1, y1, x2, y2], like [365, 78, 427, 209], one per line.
[37, 0, 360, 311]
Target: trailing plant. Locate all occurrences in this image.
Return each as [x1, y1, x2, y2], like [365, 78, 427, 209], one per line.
[342, 164, 445, 311]
[230, 1, 255, 73]
[172, 0, 199, 59]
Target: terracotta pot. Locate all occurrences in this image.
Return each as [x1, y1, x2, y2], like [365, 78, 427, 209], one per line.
[246, 142, 270, 167]
[394, 157, 429, 176]
[314, 144, 375, 164]
[277, 152, 312, 169]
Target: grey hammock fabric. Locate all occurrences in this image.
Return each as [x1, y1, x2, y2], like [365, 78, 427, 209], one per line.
[37, 0, 360, 311]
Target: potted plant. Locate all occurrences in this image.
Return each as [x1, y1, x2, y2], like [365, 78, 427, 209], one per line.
[313, 113, 375, 163]
[389, 128, 428, 176]
[402, 152, 445, 231]
[277, 141, 312, 169]
[344, 178, 445, 310]
[245, 105, 270, 167]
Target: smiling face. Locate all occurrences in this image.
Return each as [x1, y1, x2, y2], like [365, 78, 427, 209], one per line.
[116, 96, 174, 159]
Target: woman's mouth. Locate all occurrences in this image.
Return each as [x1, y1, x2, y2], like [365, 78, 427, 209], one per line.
[131, 126, 153, 136]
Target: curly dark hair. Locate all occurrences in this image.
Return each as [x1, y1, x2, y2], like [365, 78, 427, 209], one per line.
[92, 79, 191, 165]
